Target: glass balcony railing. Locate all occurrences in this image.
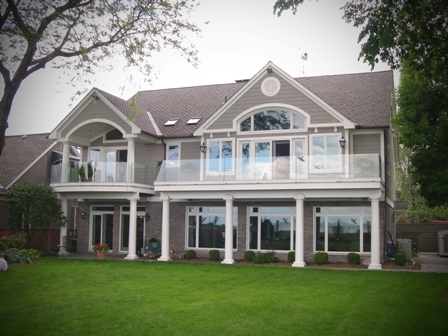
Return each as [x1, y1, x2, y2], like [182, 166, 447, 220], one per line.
[51, 162, 157, 185]
[155, 154, 381, 183]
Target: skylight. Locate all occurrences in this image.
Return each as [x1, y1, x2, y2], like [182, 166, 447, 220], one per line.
[164, 119, 178, 126]
[187, 117, 201, 125]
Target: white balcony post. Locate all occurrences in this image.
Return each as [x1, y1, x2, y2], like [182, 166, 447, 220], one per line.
[59, 196, 68, 246]
[292, 194, 306, 267]
[125, 195, 139, 260]
[368, 193, 382, 270]
[127, 138, 135, 182]
[61, 142, 70, 183]
[222, 195, 235, 264]
[158, 195, 172, 261]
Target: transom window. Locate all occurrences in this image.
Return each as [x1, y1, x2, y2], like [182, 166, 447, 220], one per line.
[248, 207, 296, 251]
[240, 110, 305, 132]
[105, 129, 124, 141]
[315, 207, 371, 253]
[187, 207, 237, 249]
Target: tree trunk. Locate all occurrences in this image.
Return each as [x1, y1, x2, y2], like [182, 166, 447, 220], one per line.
[0, 85, 19, 157]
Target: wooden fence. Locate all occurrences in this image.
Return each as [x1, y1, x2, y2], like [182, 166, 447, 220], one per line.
[396, 223, 448, 252]
[0, 229, 77, 251]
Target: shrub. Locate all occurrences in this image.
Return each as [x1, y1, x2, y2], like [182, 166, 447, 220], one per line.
[394, 251, 407, 266]
[314, 252, 329, 265]
[244, 250, 255, 262]
[253, 251, 279, 264]
[287, 251, 295, 263]
[26, 249, 42, 260]
[185, 250, 196, 259]
[347, 252, 360, 265]
[4, 248, 34, 263]
[209, 250, 220, 261]
[0, 234, 27, 252]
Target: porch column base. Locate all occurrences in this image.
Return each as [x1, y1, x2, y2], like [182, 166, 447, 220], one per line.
[158, 256, 172, 262]
[292, 261, 306, 268]
[124, 254, 138, 260]
[221, 259, 235, 265]
[368, 263, 382, 270]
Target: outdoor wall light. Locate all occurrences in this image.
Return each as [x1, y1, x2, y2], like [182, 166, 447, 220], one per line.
[200, 143, 207, 153]
[267, 67, 273, 73]
[145, 212, 151, 221]
[339, 137, 346, 148]
[81, 211, 87, 219]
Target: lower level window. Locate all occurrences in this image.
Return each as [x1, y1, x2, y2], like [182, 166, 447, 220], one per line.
[248, 207, 296, 251]
[315, 207, 371, 253]
[187, 206, 237, 249]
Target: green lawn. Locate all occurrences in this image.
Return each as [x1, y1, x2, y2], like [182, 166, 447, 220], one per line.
[1, 258, 448, 336]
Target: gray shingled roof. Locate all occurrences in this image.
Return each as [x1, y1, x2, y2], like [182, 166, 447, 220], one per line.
[0, 133, 55, 188]
[101, 70, 393, 138]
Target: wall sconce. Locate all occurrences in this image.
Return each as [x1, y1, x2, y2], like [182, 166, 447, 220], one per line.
[145, 212, 151, 221]
[200, 143, 207, 153]
[339, 137, 346, 148]
[81, 212, 87, 219]
[267, 67, 273, 73]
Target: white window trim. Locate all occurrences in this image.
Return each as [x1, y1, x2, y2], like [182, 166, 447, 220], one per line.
[166, 141, 181, 167]
[103, 128, 126, 143]
[237, 109, 308, 134]
[206, 138, 235, 175]
[89, 205, 115, 252]
[313, 206, 372, 255]
[261, 77, 281, 97]
[309, 133, 343, 174]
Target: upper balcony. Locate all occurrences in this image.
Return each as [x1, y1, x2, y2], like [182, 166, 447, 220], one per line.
[155, 154, 382, 185]
[51, 162, 157, 185]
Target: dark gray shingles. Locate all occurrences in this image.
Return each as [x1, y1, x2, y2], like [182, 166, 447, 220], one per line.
[0, 133, 54, 188]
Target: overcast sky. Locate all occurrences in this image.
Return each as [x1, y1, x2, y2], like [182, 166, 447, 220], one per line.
[5, 0, 395, 136]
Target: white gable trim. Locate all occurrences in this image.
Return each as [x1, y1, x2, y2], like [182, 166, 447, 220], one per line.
[6, 141, 58, 190]
[49, 89, 140, 140]
[194, 62, 355, 136]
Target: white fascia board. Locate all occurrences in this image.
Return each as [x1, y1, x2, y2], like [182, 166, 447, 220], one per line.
[6, 141, 58, 190]
[49, 89, 141, 140]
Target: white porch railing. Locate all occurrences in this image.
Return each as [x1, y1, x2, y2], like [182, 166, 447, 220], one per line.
[155, 154, 381, 183]
[51, 162, 158, 185]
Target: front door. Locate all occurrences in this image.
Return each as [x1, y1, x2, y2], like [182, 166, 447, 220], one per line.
[91, 212, 114, 251]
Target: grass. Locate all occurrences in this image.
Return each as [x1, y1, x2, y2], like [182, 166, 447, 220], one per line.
[1, 258, 448, 336]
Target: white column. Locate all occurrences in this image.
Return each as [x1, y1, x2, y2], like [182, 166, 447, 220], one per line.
[127, 138, 135, 182]
[125, 195, 139, 260]
[59, 196, 68, 246]
[369, 194, 382, 270]
[61, 142, 70, 183]
[292, 194, 306, 267]
[222, 195, 235, 265]
[158, 195, 172, 261]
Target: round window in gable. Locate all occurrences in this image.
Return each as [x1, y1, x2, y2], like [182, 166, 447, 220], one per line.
[261, 77, 281, 97]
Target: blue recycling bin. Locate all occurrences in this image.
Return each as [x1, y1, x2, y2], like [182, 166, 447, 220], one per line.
[386, 241, 394, 258]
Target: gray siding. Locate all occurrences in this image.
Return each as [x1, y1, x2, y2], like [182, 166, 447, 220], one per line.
[181, 141, 201, 160]
[352, 134, 381, 154]
[207, 73, 339, 131]
[62, 100, 132, 138]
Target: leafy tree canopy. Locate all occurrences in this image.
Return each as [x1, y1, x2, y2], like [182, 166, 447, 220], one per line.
[6, 183, 67, 229]
[0, 0, 201, 156]
[393, 66, 448, 207]
[274, 0, 448, 83]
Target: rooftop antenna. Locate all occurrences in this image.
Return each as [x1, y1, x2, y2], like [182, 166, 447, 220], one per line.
[301, 52, 308, 75]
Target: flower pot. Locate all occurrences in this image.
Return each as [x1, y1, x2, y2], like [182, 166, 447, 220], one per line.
[96, 251, 107, 260]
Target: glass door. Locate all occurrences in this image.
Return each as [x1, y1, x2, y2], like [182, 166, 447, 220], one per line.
[92, 213, 114, 250]
[105, 149, 128, 182]
[293, 139, 306, 178]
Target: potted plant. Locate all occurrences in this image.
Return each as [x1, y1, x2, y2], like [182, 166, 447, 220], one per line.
[75, 164, 85, 182]
[92, 243, 109, 259]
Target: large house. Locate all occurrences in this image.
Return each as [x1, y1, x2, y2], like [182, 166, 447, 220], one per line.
[49, 62, 398, 269]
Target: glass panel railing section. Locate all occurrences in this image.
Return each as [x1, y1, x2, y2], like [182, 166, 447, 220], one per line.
[50, 162, 157, 185]
[155, 154, 381, 183]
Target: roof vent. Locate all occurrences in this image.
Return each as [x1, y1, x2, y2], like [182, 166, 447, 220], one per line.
[164, 119, 178, 126]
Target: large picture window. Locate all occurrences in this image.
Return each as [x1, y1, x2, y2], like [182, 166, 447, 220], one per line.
[207, 140, 233, 174]
[310, 135, 341, 173]
[315, 207, 371, 253]
[187, 207, 237, 249]
[248, 207, 296, 251]
[240, 110, 305, 132]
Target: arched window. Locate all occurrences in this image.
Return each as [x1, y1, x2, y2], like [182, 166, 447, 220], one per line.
[240, 110, 305, 132]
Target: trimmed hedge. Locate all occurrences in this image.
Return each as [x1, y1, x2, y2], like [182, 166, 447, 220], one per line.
[287, 251, 295, 263]
[347, 252, 361, 265]
[253, 251, 279, 264]
[244, 250, 255, 262]
[209, 250, 220, 261]
[185, 250, 196, 259]
[314, 252, 329, 265]
[394, 251, 407, 266]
